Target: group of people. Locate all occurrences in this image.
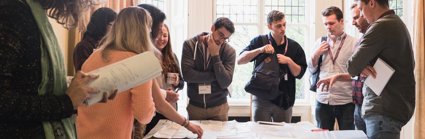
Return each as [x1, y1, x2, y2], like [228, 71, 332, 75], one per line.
[312, 1, 415, 139]
[0, 0, 415, 139]
[74, 4, 205, 139]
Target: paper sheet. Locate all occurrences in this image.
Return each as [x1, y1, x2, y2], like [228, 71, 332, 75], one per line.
[364, 58, 395, 96]
[85, 51, 162, 105]
[146, 120, 367, 139]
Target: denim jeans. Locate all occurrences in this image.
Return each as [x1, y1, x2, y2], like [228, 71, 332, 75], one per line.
[364, 114, 404, 139]
[315, 101, 355, 130]
[252, 96, 293, 123]
[354, 104, 366, 134]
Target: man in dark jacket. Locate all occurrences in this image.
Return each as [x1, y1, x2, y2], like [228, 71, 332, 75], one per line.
[349, 0, 415, 138]
[181, 17, 236, 121]
[237, 10, 307, 123]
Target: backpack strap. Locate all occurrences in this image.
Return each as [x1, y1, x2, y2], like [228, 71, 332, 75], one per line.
[314, 36, 327, 73]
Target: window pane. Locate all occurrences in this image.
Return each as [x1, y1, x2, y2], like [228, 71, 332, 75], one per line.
[228, 25, 259, 98]
[216, 0, 259, 99]
[389, 0, 403, 17]
[216, 0, 258, 23]
[142, 0, 165, 11]
[264, 0, 306, 24]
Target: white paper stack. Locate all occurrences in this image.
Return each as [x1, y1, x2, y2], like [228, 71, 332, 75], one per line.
[85, 51, 162, 105]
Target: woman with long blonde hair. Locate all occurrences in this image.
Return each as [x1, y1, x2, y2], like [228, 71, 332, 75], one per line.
[76, 7, 156, 139]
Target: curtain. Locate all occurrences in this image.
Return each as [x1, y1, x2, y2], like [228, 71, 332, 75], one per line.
[67, 0, 136, 75]
[414, 0, 425, 138]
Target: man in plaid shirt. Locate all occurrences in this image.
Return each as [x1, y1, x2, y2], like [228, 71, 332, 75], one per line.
[316, 3, 370, 133]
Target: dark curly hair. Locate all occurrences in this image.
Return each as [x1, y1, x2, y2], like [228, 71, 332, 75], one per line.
[38, 0, 95, 29]
[84, 7, 117, 41]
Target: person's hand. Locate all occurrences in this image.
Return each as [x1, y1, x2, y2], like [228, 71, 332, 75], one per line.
[277, 54, 292, 64]
[316, 74, 339, 92]
[99, 89, 118, 103]
[361, 66, 376, 78]
[261, 44, 274, 54]
[165, 89, 179, 103]
[66, 71, 98, 109]
[185, 122, 203, 138]
[315, 41, 329, 57]
[207, 34, 221, 56]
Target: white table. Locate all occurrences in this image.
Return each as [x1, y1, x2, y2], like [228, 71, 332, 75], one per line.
[144, 120, 367, 139]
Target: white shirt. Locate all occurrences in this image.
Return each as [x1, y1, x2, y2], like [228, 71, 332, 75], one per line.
[308, 33, 358, 105]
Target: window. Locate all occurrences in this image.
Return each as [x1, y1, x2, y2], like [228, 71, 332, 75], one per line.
[215, 0, 311, 102]
[139, 0, 166, 11]
[216, 0, 259, 100]
[389, 0, 403, 17]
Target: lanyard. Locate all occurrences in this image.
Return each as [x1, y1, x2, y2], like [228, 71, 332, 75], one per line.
[267, 34, 289, 80]
[267, 34, 289, 55]
[327, 35, 347, 65]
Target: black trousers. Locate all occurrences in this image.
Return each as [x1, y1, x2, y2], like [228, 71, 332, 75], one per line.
[143, 112, 167, 136]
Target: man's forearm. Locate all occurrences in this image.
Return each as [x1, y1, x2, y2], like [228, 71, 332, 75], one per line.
[237, 48, 262, 65]
[288, 59, 302, 77]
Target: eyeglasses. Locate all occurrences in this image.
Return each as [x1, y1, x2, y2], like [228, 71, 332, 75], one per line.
[217, 30, 230, 43]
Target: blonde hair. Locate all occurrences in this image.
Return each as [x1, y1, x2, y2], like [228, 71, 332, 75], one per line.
[99, 7, 154, 61]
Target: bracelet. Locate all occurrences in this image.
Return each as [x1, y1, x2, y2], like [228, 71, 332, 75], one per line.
[181, 118, 188, 126]
[181, 118, 190, 127]
[183, 120, 190, 127]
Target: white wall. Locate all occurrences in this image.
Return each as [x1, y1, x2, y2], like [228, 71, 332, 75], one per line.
[49, 18, 69, 72]
[187, 0, 214, 37]
[314, 0, 343, 40]
[166, 0, 188, 58]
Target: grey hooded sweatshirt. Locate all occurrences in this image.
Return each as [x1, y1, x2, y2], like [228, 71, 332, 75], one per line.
[181, 32, 236, 108]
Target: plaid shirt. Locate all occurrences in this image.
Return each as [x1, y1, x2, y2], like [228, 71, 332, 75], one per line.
[352, 76, 365, 105]
[352, 36, 365, 105]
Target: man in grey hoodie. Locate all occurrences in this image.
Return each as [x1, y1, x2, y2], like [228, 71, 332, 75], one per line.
[181, 17, 236, 121]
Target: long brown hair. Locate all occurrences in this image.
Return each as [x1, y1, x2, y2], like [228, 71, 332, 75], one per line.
[157, 24, 179, 74]
[99, 7, 154, 61]
[39, 0, 94, 28]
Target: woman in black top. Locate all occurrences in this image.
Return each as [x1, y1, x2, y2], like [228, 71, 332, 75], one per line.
[73, 7, 117, 71]
[0, 0, 100, 138]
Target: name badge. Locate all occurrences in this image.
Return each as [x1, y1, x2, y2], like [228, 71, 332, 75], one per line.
[199, 84, 211, 94]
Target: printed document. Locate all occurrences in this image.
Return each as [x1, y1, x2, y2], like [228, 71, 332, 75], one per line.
[85, 51, 162, 105]
[364, 58, 395, 96]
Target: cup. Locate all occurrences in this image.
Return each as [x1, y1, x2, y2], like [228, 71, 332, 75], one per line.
[166, 72, 179, 85]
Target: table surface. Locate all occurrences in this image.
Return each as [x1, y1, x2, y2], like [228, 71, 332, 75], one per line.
[144, 120, 367, 139]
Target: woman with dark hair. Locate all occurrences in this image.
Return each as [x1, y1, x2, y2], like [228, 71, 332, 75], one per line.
[135, 4, 203, 138]
[73, 7, 117, 71]
[144, 24, 184, 135]
[154, 24, 184, 105]
[0, 0, 102, 138]
[137, 4, 166, 40]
